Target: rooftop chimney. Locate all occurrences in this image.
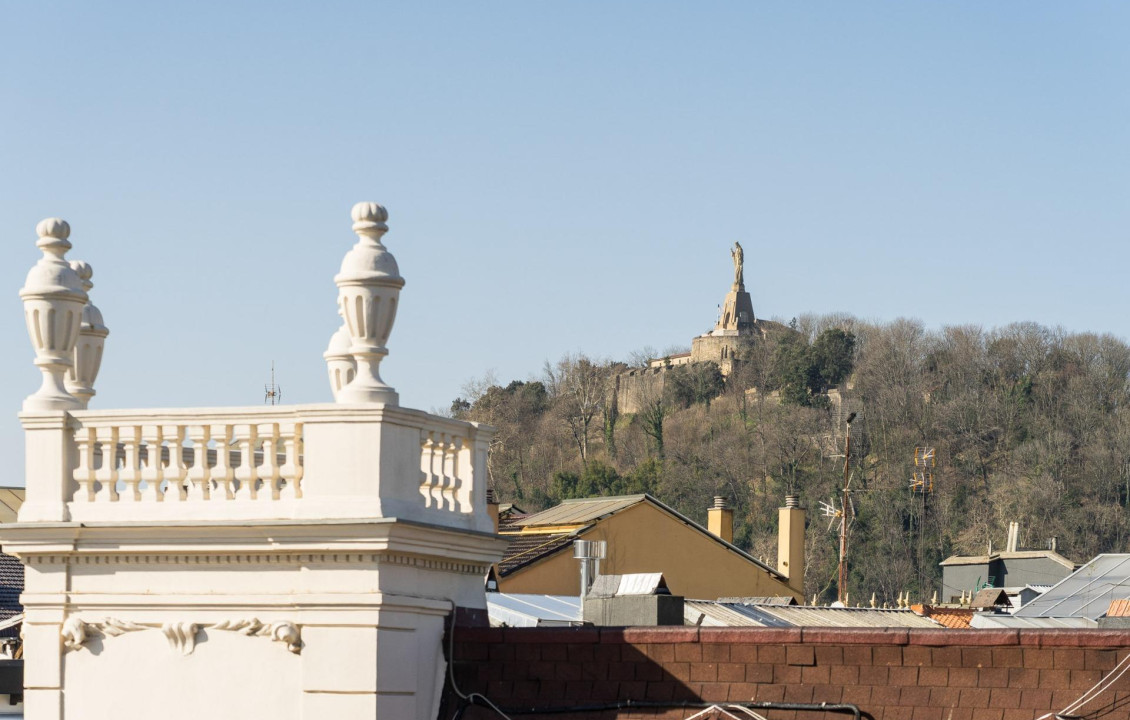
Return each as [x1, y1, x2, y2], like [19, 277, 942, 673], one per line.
[486, 486, 500, 534]
[1006, 521, 1020, 553]
[778, 495, 805, 597]
[707, 496, 733, 544]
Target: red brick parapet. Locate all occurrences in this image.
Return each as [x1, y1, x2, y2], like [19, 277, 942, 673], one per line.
[445, 626, 1130, 720]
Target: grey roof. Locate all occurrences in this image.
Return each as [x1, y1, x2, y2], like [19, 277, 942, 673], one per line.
[509, 495, 648, 527]
[686, 600, 942, 628]
[1014, 554, 1130, 620]
[939, 549, 1076, 570]
[970, 614, 1097, 629]
[486, 593, 581, 627]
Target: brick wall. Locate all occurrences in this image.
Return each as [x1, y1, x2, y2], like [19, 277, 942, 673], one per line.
[444, 626, 1130, 720]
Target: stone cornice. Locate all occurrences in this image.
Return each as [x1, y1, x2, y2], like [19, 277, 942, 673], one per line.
[23, 550, 492, 575]
[0, 517, 508, 570]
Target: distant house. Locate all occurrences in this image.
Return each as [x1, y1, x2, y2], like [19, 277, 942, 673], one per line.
[939, 522, 1076, 603]
[491, 494, 803, 602]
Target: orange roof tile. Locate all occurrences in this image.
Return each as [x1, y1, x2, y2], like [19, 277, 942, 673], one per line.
[1106, 598, 1130, 617]
[912, 604, 974, 629]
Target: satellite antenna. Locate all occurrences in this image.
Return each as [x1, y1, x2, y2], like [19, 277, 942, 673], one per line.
[264, 362, 282, 405]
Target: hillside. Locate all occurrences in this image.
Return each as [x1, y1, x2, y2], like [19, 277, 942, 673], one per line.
[451, 314, 1130, 604]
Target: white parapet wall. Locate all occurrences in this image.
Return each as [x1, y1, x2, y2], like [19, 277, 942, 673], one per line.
[2, 204, 508, 720]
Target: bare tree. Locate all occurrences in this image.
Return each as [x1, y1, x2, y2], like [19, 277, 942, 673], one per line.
[544, 353, 608, 467]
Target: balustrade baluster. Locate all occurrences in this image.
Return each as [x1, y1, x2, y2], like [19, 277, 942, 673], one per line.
[140, 426, 165, 501]
[257, 423, 281, 500]
[94, 426, 119, 502]
[187, 426, 211, 500]
[441, 438, 457, 511]
[279, 423, 302, 500]
[165, 425, 188, 501]
[72, 426, 96, 502]
[419, 433, 436, 508]
[233, 424, 259, 500]
[121, 426, 142, 501]
[211, 425, 234, 500]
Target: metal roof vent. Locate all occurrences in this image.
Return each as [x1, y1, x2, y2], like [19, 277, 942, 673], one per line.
[574, 539, 607, 597]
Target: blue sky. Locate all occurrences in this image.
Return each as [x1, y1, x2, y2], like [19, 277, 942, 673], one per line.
[2, 2, 1128, 475]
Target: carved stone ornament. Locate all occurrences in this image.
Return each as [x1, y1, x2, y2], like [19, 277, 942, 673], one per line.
[333, 202, 405, 405]
[64, 260, 109, 408]
[61, 616, 302, 655]
[20, 218, 88, 411]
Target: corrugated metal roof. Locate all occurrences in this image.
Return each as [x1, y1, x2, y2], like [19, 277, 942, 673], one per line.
[510, 495, 647, 528]
[486, 593, 582, 627]
[685, 600, 942, 628]
[970, 614, 1097, 629]
[1014, 554, 1130, 620]
[589, 573, 668, 598]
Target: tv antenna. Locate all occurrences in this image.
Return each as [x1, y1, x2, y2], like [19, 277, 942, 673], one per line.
[822, 412, 858, 604]
[910, 447, 935, 493]
[265, 362, 282, 405]
[911, 446, 937, 592]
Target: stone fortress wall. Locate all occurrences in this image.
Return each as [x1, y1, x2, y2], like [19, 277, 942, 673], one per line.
[614, 242, 790, 415]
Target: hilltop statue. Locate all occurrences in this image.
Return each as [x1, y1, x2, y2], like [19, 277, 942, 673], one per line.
[731, 241, 744, 288]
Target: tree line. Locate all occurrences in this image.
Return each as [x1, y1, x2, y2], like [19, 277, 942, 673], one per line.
[451, 317, 1130, 604]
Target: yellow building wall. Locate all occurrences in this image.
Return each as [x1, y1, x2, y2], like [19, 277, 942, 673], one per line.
[496, 502, 800, 602]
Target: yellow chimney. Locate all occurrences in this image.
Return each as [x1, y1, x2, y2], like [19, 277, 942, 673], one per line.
[707, 496, 733, 544]
[777, 495, 805, 596]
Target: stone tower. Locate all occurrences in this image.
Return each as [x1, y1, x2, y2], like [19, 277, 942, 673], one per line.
[690, 241, 761, 375]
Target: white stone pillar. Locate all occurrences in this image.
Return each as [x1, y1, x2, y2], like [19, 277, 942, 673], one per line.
[18, 412, 75, 522]
[20, 218, 87, 412]
[64, 261, 109, 409]
[334, 202, 404, 405]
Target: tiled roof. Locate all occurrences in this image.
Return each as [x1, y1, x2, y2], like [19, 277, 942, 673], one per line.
[1107, 598, 1130, 617]
[497, 532, 579, 576]
[0, 554, 24, 638]
[912, 604, 974, 629]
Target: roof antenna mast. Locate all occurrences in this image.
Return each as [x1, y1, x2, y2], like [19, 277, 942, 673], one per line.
[265, 361, 282, 405]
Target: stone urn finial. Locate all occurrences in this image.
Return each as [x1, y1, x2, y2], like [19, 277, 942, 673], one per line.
[65, 260, 109, 408]
[20, 218, 88, 411]
[324, 299, 357, 400]
[333, 202, 405, 404]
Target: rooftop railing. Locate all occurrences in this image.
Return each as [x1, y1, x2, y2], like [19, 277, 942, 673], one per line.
[17, 204, 494, 534]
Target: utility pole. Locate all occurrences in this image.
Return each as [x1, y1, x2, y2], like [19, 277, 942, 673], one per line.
[838, 412, 857, 603]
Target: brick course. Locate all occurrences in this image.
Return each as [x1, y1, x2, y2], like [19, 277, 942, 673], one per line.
[445, 627, 1130, 719]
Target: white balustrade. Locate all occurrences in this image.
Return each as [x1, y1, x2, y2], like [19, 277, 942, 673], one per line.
[65, 408, 305, 520]
[52, 405, 491, 529]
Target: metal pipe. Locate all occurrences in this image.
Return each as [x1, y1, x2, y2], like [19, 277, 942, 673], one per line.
[454, 696, 863, 720]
